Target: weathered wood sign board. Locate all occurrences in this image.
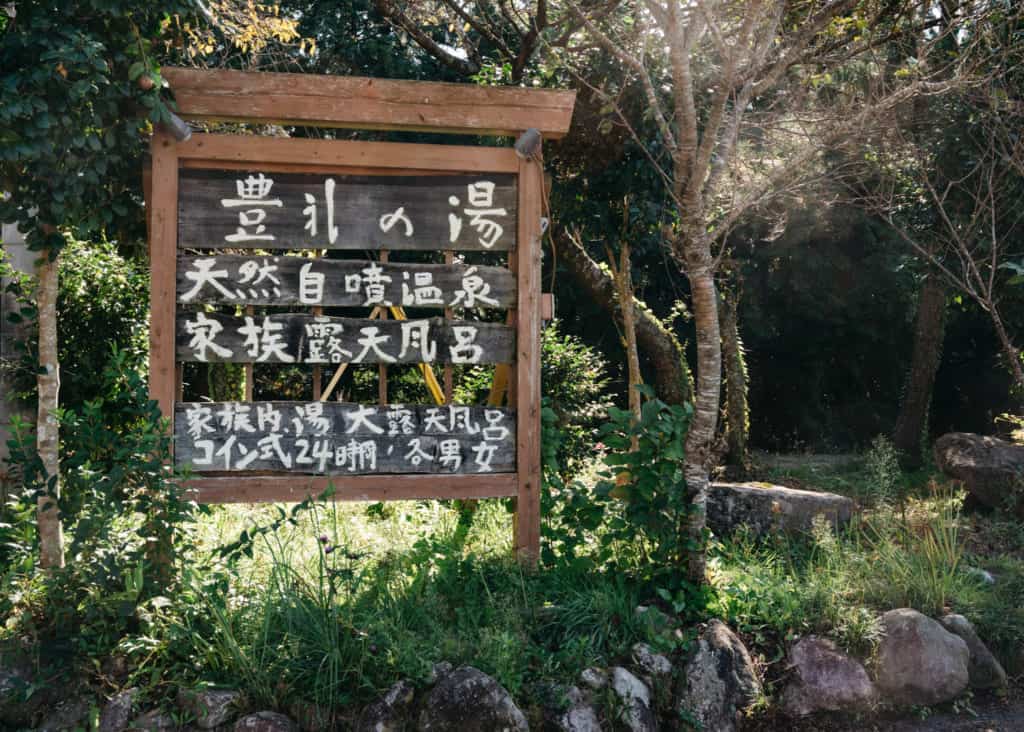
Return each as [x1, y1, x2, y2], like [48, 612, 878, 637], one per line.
[174, 402, 515, 474]
[179, 170, 518, 251]
[148, 67, 571, 560]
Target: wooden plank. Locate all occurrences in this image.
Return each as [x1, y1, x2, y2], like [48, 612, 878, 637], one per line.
[176, 313, 515, 365]
[163, 68, 576, 139]
[514, 153, 544, 563]
[174, 402, 515, 475]
[178, 169, 517, 252]
[177, 134, 520, 174]
[177, 255, 516, 309]
[149, 130, 179, 427]
[185, 472, 518, 503]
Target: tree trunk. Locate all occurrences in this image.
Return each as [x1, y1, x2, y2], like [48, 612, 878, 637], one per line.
[718, 290, 749, 471]
[612, 244, 642, 448]
[682, 244, 721, 585]
[989, 303, 1024, 394]
[560, 233, 693, 405]
[893, 276, 946, 468]
[35, 250, 64, 569]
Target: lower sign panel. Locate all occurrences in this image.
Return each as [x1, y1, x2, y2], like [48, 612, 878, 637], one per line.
[174, 402, 515, 475]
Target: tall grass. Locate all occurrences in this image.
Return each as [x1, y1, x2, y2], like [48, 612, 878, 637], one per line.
[184, 498, 651, 715]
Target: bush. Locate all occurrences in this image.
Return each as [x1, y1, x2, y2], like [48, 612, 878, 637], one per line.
[2, 349, 200, 664]
[540, 320, 613, 474]
[1, 236, 149, 409]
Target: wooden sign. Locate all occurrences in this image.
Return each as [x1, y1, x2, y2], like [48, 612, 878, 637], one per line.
[179, 169, 517, 251]
[147, 68, 568, 561]
[174, 402, 515, 474]
[177, 256, 516, 308]
[175, 313, 515, 364]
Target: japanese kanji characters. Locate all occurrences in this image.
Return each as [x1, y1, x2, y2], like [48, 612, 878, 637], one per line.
[221, 174, 283, 243]
[184, 312, 233, 361]
[238, 315, 295, 362]
[303, 178, 338, 243]
[448, 180, 508, 248]
[345, 262, 393, 306]
[176, 403, 513, 474]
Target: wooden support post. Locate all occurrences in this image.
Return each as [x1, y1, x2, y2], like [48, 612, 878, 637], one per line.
[514, 150, 543, 564]
[149, 130, 179, 431]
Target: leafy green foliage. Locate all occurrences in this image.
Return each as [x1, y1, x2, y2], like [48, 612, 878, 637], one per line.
[541, 321, 613, 473]
[543, 387, 704, 615]
[2, 349, 201, 661]
[0, 1, 198, 248]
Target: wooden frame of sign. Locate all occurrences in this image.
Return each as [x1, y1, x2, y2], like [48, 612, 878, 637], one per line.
[148, 69, 574, 561]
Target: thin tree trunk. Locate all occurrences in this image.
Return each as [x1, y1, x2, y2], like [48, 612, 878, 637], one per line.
[682, 246, 721, 584]
[718, 290, 749, 471]
[611, 243, 642, 447]
[561, 232, 693, 405]
[894, 276, 946, 468]
[35, 250, 64, 569]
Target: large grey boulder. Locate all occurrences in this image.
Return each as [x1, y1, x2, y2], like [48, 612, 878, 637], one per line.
[934, 432, 1024, 516]
[609, 667, 656, 732]
[631, 642, 673, 679]
[553, 686, 601, 732]
[417, 665, 527, 731]
[100, 688, 138, 732]
[677, 620, 762, 732]
[178, 688, 240, 729]
[708, 482, 855, 537]
[781, 636, 877, 716]
[130, 709, 177, 730]
[357, 679, 415, 732]
[939, 614, 1007, 690]
[38, 696, 91, 731]
[234, 711, 300, 732]
[874, 608, 969, 707]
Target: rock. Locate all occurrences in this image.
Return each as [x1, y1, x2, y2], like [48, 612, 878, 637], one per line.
[234, 711, 300, 732]
[178, 688, 239, 729]
[0, 663, 38, 728]
[966, 566, 996, 585]
[426, 662, 453, 685]
[417, 665, 528, 731]
[131, 709, 177, 730]
[939, 614, 1007, 690]
[38, 696, 91, 731]
[707, 482, 855, 537]
[874, 608, 970, 707]
[781, 636, 877, 716]
[357, 679, 415, 732]
[554, 686, 601, 732]
[100, 688, 138, 732]
[934, 432, 1024, 516]
[578, 667, 607, 691]
[631, 642, 673, 678]
[609, 667, 655, 732]
[677, 620, 762, 732]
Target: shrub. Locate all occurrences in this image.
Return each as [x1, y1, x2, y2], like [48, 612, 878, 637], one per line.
[1, 236, 149, 409]
[540, 320, 613, 473]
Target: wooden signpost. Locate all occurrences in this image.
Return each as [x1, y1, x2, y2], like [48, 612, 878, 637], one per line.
[148, 68, 574, 560]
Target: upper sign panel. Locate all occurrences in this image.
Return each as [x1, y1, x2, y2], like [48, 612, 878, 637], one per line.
[178, 169, 518, 251]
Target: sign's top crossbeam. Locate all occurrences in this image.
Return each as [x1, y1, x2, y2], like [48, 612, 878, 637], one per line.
[163, 67, 577, 139]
